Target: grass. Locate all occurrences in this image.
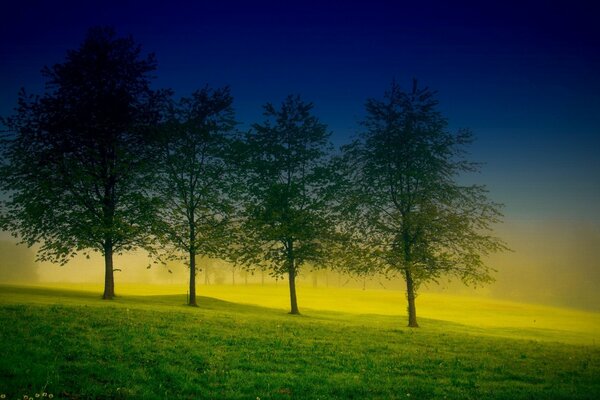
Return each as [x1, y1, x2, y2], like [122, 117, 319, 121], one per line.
[0, 283, 599, 399]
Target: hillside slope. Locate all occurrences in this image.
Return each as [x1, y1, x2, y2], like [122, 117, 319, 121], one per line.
[0, 284, 598, 399]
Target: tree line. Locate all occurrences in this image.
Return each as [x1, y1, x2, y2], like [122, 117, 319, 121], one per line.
[0, 27, 507, 327]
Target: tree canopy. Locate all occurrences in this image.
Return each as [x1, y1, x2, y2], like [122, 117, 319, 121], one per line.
[0, 26, 507, 319]
[338, 80, 507, 327]
[156, 86, 237, 306]
[0, 26, 164, 299]
[236, 95, 335, 314]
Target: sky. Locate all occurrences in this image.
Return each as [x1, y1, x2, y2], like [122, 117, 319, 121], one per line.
[0, 0, 599, 307]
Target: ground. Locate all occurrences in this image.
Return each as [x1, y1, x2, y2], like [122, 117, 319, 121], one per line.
[0, 283, 598, 399]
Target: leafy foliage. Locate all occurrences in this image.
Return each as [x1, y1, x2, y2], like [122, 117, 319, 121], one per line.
[156, 86, 237, 304]
[0, 27, 164, 297]
[236, 95, 334, 313]
[338, 80, 508, 325]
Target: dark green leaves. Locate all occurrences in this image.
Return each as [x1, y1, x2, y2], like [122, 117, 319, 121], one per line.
[155, 86, 238, 261]
[339, 80, 508, 286]
[237, 95, 335, 276]
[0, 27, 163, 264]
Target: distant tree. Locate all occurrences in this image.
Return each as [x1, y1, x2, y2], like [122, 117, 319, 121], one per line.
[338, 80, 507, 327]
[0, 27, 165, 299]
[156, 87, 236, 306]
[237, 95, 334, 314]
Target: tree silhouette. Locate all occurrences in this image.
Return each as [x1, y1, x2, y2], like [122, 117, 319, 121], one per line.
[338, 80, 508, 327]
[156, 86, 237, 306]
[0, 27, 164, 299]
[237, 95, 334, 314]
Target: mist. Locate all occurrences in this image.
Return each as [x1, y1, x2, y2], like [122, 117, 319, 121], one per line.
[1, 219, 598, 311]
[484, 219, 600, 311]
[421, 219, 600, 311]
[0, 240, 38, 283]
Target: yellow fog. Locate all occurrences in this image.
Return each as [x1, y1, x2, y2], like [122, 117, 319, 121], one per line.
[9, 282, 599, 345]
[1, 218, 599, 312]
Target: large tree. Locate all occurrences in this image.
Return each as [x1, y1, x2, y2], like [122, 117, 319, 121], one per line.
[157, 86, 236, 306]
[339, 80, 507, 327]
[238, 95, 334, 314]
[0, 27, 164, 299]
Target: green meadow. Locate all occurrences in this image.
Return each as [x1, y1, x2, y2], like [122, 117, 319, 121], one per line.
[0, 284, 599, 399]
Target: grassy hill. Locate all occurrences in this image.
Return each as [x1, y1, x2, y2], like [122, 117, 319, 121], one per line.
[0, 283, 599, 399]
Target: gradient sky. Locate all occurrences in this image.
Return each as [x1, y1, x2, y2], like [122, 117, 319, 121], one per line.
[1, 0, 599, 224]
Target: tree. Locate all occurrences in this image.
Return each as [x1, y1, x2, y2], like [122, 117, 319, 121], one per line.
[156, 87, 236, 306]
[238, 95, 334, 314]
[339, 80, 507, 327]
[0, 27, 164, 299]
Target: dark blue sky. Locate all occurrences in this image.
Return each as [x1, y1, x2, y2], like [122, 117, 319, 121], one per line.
[1, 0, 599, 222]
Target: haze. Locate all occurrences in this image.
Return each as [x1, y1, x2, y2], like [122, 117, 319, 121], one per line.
[2, 217, 599, 311]
[1, 1, 599, 311]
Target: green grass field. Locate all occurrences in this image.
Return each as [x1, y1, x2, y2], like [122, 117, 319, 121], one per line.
[0, 283, 599, 399]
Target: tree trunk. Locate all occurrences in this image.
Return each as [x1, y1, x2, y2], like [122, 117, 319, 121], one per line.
[405, 269, 419, 327]
[102, 241, 115, 300]
[188, 213, 197, 306]
[288, 268, 299, 314]
[189, 250, 197, 306]
[287, 240, 300, 314]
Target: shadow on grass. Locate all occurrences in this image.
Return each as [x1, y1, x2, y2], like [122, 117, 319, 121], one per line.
[0, 283, 104, 300]
[1, 284, 594, 346]
[0, 284, 299, 318]
[0, 284, 415, 328]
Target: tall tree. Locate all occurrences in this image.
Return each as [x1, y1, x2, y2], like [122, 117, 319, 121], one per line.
[339, 80, 507, 327]
[0, 27, 164, 299]
[157, 87, 236, 306]
[238, 95, 333, 314]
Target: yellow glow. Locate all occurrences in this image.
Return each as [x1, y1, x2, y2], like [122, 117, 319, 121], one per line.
[19, 282, 600, 345]
[3, 218, 589, 313]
